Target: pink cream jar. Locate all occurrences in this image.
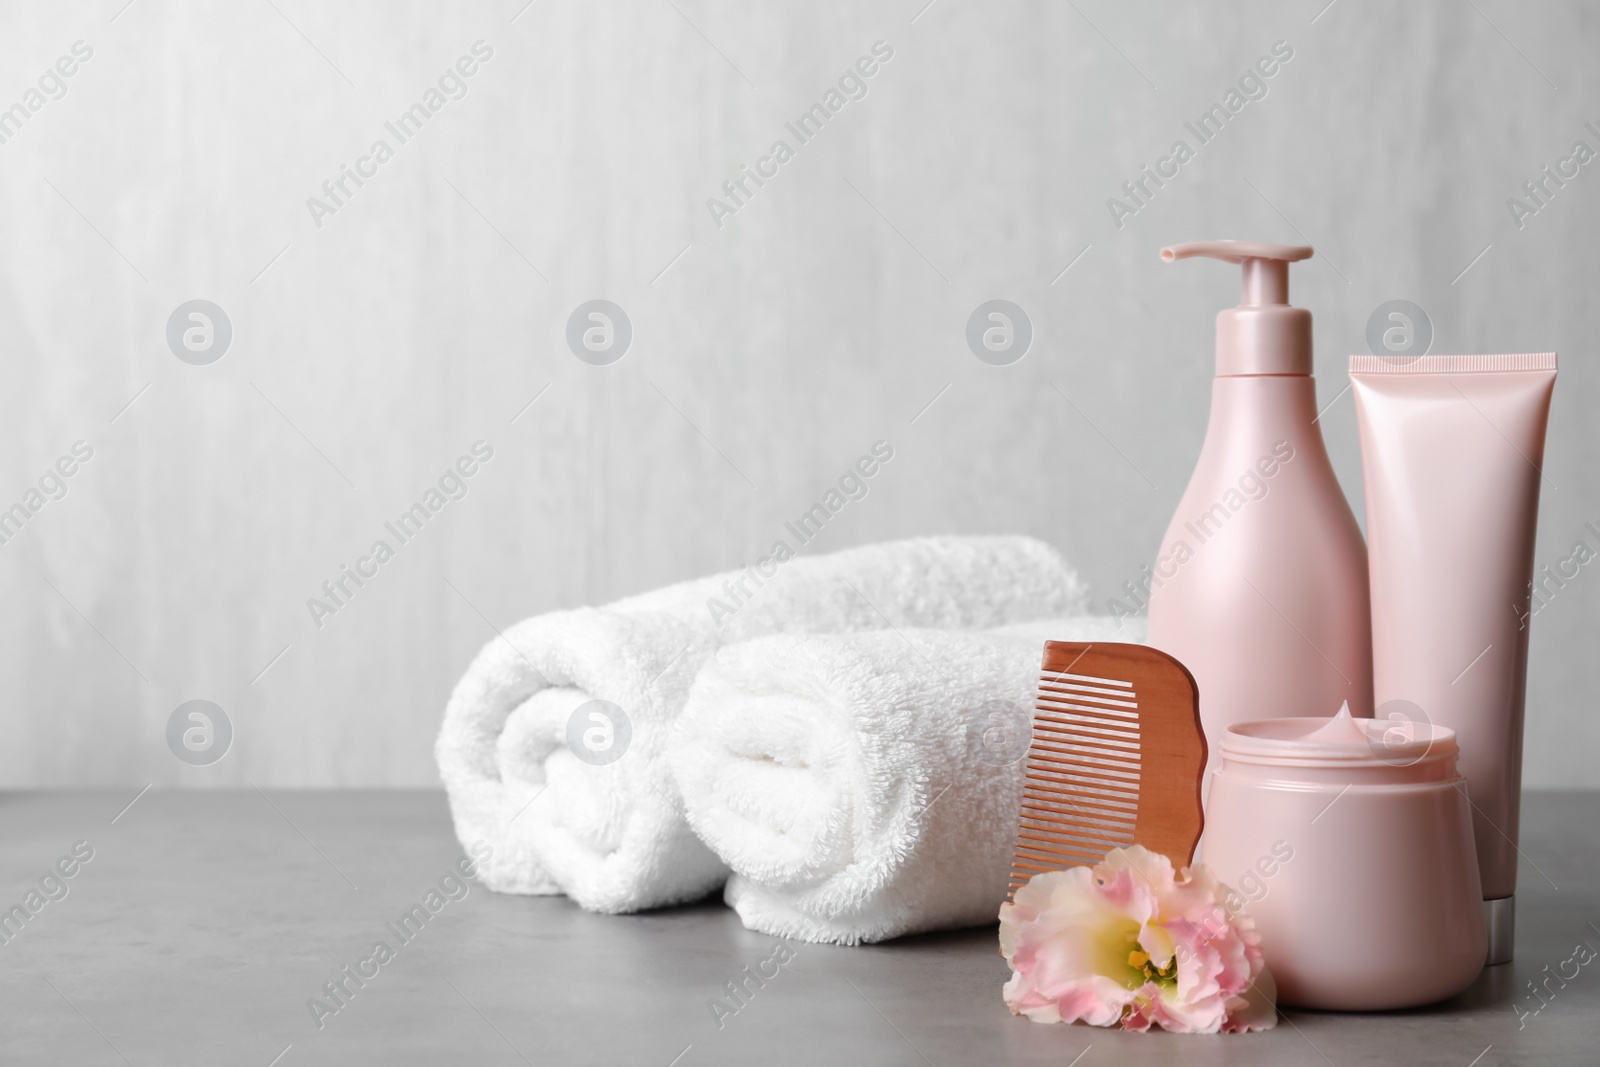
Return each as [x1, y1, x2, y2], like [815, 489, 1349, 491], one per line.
[1202, 706, 1486, 1010]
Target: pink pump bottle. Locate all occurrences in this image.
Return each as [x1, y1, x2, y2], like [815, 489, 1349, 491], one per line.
[1148, 242, 1373, 797]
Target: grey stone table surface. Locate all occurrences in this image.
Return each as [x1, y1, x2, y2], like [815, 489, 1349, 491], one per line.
[1, 790, 1596, 1067]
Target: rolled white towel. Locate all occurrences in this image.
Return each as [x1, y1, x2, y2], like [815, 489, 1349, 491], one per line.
[669, 616, 1147, 944]
[434, 536, 1088, 913]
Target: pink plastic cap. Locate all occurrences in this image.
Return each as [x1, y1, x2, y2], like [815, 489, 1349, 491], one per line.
[1162, 241, 1314, 377]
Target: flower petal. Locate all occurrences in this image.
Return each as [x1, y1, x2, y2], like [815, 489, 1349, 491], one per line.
[1137, 920, 1175, 971]
[1222, 965, 1279, 1033]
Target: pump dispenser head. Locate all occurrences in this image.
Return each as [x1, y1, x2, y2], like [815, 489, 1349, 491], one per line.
[1162, 241, 1314, 376]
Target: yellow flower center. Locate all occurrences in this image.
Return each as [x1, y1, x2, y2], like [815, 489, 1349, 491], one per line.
[1125, 938, 1179, 988]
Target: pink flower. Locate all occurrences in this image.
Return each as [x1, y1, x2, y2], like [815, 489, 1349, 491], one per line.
[999, 845, 1276, 1034]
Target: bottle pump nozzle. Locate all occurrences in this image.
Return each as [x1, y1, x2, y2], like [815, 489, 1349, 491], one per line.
[1161, 241, 1314, 376]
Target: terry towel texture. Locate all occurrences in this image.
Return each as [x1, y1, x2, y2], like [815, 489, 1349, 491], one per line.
[434, 536, 1087, 913]
[669, 616, 1146, 944]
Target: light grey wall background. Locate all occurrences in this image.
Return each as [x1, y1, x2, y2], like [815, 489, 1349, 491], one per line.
[0, 0, 1594, 788]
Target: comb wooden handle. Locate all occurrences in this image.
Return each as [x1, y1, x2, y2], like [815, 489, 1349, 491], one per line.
[1008, 641, 1206, 899]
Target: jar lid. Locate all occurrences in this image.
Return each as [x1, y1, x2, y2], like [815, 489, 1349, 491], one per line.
[1222, 702, 1457, 769]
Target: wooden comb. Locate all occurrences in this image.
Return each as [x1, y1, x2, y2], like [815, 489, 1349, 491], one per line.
[1007, 641, 1207, 899]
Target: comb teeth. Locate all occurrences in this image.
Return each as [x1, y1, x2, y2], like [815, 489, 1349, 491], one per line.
[1009, 667, 1143, 895]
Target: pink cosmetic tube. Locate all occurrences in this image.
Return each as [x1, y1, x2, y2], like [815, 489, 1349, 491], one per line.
[1350, 353, 1557, 966]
